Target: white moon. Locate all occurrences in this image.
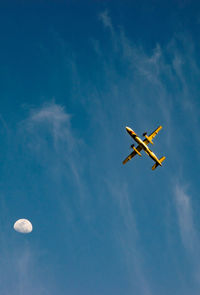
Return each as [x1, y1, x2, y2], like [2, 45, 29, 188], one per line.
[14, 219, 33, 234]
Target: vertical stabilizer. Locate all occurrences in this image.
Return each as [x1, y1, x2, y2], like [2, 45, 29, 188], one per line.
[152, 162, 159, 170]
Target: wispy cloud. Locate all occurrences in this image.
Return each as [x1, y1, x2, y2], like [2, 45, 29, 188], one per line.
[174, 184, 197, 252]
[97, 11, 200, 149]
[174, 183, 200, 284]
[26, 102, 73, 150]
[30, 103, 72, 146]
[107, 180, 153, 295]
[20, 102, 91, 224]
[0, 241, 51, 295]
[97, 10, 174, 145]
[24, 102, 78, 176]
[99, 10, 113, 31]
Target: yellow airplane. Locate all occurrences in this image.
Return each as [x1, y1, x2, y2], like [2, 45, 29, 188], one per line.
[123, 125, 165, 170]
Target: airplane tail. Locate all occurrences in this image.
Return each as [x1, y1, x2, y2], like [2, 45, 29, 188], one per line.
[152, 156, 166, 170]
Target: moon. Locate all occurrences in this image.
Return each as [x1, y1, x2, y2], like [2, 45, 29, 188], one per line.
[14, 219, 33, 234]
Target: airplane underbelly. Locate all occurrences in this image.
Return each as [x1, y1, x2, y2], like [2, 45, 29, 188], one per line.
[136, 137, 148, 150]
[149, 151, 159, 162]
[136, 137, 159, 162]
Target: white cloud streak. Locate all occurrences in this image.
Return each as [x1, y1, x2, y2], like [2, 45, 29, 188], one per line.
[0, 242, 51, 295]
[174, 184, 200, 285]
[28, 103, 73, 150]
[107, 181, 153, 295]
[20, 102, 91, 225]
[25, 102, 77, 174]
[175, 184, 197, 252]
[97, 11, 174, 147]
[99, 10, 113, 31]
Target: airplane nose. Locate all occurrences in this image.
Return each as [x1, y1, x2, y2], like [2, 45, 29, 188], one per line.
[126, 126, 136, 135]
[126, 126, 132, 132]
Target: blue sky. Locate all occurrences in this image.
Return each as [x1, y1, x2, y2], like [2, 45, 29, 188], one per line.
[0, 1, 200, 294]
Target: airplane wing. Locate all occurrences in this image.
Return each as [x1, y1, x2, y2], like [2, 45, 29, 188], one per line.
[143, 125, 162, 145]
[122, 145, 142, 164]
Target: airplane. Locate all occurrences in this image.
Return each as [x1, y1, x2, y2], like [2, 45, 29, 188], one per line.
[123, 125, 165, 170]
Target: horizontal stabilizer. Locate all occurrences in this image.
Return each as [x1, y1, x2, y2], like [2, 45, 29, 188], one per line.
[152, 156, 166, 170]
[152, 162, 159, 170]
[160, 156, 166, 163]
